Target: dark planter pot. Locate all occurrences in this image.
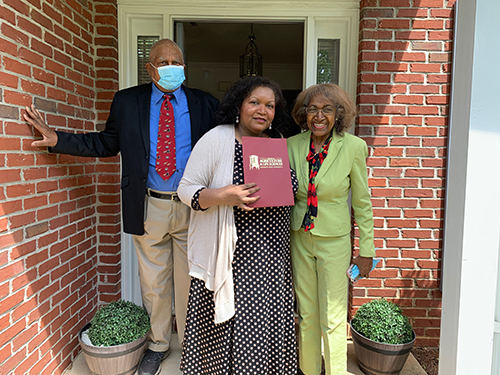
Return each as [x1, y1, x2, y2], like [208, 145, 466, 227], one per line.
[78, 323, 148, 375]
[350, 321, 416, 375]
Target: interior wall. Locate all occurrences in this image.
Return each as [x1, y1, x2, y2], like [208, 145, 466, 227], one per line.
[179, 22, 304, 101]
[187, 62, 303, 101]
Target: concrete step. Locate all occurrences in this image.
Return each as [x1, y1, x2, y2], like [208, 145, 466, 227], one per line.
[64, 334, 427, 375]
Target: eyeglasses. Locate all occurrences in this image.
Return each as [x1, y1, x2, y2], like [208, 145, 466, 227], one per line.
[305, 106, 335, 116]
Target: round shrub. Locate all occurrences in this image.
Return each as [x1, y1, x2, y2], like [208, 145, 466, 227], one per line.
[351, 298, 413, 345]
[88, 300, 150, 346]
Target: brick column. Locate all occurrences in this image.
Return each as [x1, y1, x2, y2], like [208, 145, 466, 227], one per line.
[354, 0, 455, 347]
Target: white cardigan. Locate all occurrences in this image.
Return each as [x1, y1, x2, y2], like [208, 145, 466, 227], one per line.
[177, 125, 238, 324]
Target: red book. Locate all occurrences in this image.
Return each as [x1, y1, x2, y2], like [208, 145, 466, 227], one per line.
[242, 136, 295, 208]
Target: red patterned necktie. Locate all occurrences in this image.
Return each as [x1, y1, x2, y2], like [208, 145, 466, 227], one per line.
[155, 94, 176, 180]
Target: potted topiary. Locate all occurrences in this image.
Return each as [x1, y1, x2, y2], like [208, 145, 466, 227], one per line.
[78, 299, 151, 375]
[350, 298, 415, 375]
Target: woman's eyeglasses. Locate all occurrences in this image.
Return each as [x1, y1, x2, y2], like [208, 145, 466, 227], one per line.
[305, 106, 335, 116]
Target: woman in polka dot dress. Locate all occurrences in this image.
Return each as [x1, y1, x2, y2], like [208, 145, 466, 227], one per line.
[177, 76, 297, 375]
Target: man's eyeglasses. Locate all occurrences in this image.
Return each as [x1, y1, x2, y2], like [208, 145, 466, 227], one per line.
[305, 106, 335, 116]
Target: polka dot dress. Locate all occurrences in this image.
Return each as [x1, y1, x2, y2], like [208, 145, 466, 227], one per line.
[180, 141, 298, 375]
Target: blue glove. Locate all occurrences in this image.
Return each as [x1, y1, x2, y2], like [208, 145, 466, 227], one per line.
[347, 258, 381, 284]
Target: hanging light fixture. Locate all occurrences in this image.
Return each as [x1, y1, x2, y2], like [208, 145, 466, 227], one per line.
[239, 24, 263, 77]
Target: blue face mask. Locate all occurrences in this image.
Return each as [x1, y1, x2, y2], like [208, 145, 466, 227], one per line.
[151, 64, 185, 91]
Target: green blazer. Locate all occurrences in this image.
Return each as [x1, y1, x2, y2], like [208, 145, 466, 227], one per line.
[287, 130, 375, 257]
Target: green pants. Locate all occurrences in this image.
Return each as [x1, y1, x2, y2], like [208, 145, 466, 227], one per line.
[291, 230, 351, 375]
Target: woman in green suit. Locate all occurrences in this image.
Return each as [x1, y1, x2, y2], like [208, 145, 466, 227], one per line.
[287, 83, 376, 375]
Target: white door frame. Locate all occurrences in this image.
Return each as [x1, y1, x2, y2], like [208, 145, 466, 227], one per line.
[117, 0, 359, 94]
[117, 0, 360, 304]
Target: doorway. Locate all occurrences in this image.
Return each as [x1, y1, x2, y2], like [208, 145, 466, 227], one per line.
[135, 22, 305, 107]
[118, 1, 360, 305]
[175, 21, 304, 107]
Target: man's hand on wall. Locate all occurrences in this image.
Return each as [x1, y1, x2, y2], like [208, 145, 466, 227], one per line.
[23, 105, 58, 148]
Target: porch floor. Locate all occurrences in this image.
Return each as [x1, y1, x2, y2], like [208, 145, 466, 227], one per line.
[64, 334, 427, 375]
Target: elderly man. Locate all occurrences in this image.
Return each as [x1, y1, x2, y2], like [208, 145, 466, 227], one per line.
[23, 39, 219, 375]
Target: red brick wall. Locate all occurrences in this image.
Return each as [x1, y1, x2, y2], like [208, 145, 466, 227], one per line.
[0, 0, 119, 373]
[352, 0, 455, 347]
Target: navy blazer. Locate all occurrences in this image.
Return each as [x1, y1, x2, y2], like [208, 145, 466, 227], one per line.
[52, 83, 219, 235]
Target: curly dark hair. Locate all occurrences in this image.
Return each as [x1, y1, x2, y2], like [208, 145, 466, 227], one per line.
[215, 76, 291, 138]
[291, 83, 357, 135]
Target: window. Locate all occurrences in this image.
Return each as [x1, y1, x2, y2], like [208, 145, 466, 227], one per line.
[138, 36, 160, 85]
[317, 39, 340, 85]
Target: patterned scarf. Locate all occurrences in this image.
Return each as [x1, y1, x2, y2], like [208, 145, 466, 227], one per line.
[302, 135, 332, 231]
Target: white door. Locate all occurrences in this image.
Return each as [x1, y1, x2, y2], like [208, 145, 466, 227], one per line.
[118, 0, 360, 305]
[118, 16, 163, 306]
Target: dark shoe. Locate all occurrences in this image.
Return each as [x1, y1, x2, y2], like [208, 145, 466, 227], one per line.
[138, 349, 171, 375]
